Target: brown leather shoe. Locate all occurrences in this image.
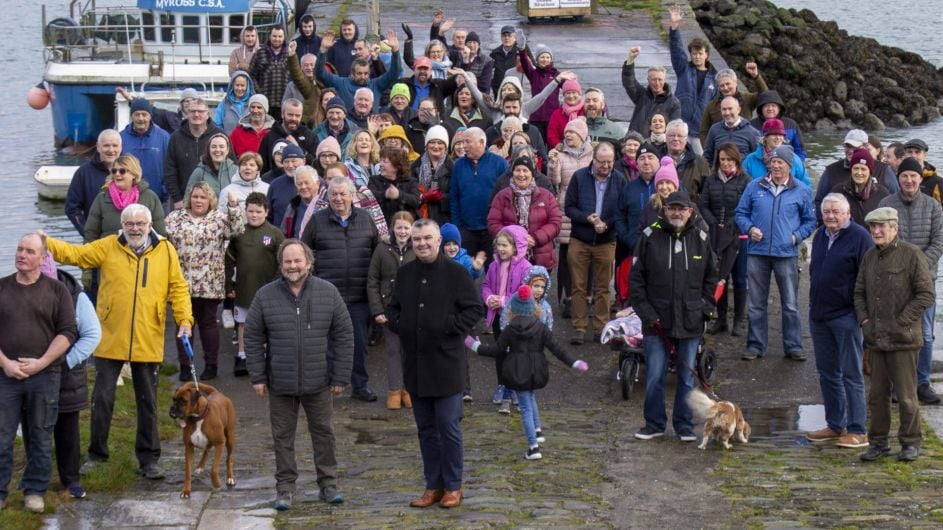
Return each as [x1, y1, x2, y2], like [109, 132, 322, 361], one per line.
[409, 489, 444, 508]
[439, 489, 462, 508]
[400, 389, 412, 409]
[386, 391, 402, 410]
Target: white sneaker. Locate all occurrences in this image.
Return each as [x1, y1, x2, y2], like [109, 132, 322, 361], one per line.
[24, 494, 44, 513]
[221, 309, 235, 329]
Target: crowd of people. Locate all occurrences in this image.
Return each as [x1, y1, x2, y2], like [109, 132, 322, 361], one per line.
[4, 4, 942, 514]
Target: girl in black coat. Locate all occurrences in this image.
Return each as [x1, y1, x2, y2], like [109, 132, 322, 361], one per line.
[467, 285, 588, 460]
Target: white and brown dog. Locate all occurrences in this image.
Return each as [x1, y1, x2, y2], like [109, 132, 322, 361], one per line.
[686, 389, 751, 450]
[169, 382, 237, 498]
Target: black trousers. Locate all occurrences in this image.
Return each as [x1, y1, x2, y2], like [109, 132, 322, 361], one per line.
[88, 359, 161, 468]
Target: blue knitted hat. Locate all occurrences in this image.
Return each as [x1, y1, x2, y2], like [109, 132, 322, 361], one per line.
[440, 223, 462, 246]
[508, 285, 535, 316]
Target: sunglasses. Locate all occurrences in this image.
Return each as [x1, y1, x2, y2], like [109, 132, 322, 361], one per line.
[110, 167, 128, 175]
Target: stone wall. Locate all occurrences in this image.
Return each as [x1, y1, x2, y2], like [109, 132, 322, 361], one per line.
[690, 0, 943, 130]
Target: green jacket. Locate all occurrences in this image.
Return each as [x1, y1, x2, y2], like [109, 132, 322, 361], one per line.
[225, 221, 285, 308]
[84, 180, 166, 242]
[854, 237, 935, 351]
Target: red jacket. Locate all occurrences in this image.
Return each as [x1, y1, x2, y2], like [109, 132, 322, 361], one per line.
[487, 186, 562, 270]
[546, 107, 584, 149]
[230, 123, 271, 158]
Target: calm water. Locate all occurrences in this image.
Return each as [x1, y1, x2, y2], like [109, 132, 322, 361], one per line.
[3, 1, 943, 274]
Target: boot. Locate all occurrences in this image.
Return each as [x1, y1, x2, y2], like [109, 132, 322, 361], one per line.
[731, 288, 748, 337]
[200, 364, 217, 380]
[386, 391, 402, 410]
[400, 389, 413, 409]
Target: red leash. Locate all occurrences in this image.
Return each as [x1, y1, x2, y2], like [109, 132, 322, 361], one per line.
[652, 321, 719, 400]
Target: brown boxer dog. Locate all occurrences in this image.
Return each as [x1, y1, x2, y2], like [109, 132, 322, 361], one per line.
[169, 382, 236, 498]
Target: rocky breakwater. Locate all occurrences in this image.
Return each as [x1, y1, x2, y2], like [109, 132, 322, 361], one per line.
[689, 0, 943, 131]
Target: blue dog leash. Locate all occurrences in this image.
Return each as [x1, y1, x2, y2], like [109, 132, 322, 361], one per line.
[181, 334, 200, 389]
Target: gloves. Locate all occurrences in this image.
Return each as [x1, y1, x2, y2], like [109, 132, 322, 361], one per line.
[572, 360, 589, 372]
[464, 336, 480, 352]
[401, 23, 413, 40]
[422, 188, 444, 203]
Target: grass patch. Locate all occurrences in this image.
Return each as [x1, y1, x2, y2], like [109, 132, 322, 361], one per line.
[715, 415, 943, 527]
[0, 366, 178, 528]
[327, 0, 353, 34]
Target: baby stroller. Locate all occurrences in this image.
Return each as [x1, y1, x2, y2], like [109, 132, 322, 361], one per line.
[601, 308, 717, 401]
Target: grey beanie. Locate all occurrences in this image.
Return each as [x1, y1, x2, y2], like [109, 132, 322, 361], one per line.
[533, 44, 552, 62]
[769, 145, 795, 167]
[248, 94, 269, 113]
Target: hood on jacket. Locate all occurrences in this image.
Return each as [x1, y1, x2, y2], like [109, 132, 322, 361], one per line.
[238, 26, 260, 52]
[239, 112, 275, 129]
[523, 265, 551, 292]
[340, 21, 359, 44]
[496, 77, 524, 107]
[297, 14, 317, 41]
[378, 125, 419, 161]
[504, 314, 543, 335]
[496, 224, 530, 263]
[755, 90, 785, 116]
[225, 70, 255, 105]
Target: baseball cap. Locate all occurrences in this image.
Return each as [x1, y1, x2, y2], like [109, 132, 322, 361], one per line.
[501, 25, 515, 34]
[843, 129, 868, 148]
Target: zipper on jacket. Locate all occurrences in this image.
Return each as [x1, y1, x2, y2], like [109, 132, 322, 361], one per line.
[142, 258, 149, 288]
[296, 303, 303, 393]
[128, 253, 142, 360]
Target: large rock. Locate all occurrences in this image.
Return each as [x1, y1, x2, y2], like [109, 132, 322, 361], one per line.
[862, 113, 886, 131]
[692, 0, 943, 131]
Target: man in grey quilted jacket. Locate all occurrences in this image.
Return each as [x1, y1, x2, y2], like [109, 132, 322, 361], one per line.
[245, 239, 354, 511]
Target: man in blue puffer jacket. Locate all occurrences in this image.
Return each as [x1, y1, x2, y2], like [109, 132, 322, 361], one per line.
[668, 5, 716, 156]
[735, 144, 816, 361]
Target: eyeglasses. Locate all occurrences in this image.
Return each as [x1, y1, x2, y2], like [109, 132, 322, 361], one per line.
[110, 167, 128, 175]
[319, 153, 339, 160]
[122, 221, 149, 228]
[667, 133, 686, 139]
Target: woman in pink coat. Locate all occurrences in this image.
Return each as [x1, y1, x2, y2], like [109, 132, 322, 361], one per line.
[488, 157, 562, 272]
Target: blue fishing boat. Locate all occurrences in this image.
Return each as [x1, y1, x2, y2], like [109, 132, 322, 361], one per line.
[39, 0, 294, 147]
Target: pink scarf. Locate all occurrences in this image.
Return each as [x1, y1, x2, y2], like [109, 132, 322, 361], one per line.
[108, 182, 140, 211]
[562, 100, 584, 121]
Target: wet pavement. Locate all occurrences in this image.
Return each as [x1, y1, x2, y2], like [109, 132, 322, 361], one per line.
[35, 0, 943, 528]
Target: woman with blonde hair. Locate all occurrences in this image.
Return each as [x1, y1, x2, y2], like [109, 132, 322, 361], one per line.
[85, 154, 165, 241]
[165, 182, 245, 380]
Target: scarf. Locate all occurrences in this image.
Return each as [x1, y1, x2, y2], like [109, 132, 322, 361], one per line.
[108, 182, 139, 211]
[431, 56, 452, 79]
[417, 152, 441, 189]
[650, 132, 666, 144]
[561, 99, 584, 121]
[852, 179, 873, 202]
[510, 179, 536, 231]
[719, 169, 737, 183]
[621, 155, 638, 177]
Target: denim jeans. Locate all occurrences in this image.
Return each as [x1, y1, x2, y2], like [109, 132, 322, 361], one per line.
[412, 393, 464, 491]
[642, 335, 698, 433]
[918, 304, 936, 386]
[746, 255, 803, 355]
[810, 314, 867, 435]
[0, 371, 60, 500]
[516, 390, 542, 447]
[329, 302, 371, 392]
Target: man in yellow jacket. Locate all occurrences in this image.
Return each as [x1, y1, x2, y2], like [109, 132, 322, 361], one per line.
[41, 204, 193, 480]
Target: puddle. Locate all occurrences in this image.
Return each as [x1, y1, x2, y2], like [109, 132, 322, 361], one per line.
[742, 404, 826, 447]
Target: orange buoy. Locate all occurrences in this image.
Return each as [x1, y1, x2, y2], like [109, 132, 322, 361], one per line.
[27, 84, 50, 110]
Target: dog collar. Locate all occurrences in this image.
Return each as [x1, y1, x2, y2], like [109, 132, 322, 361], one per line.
[189, 406, 209, 422]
